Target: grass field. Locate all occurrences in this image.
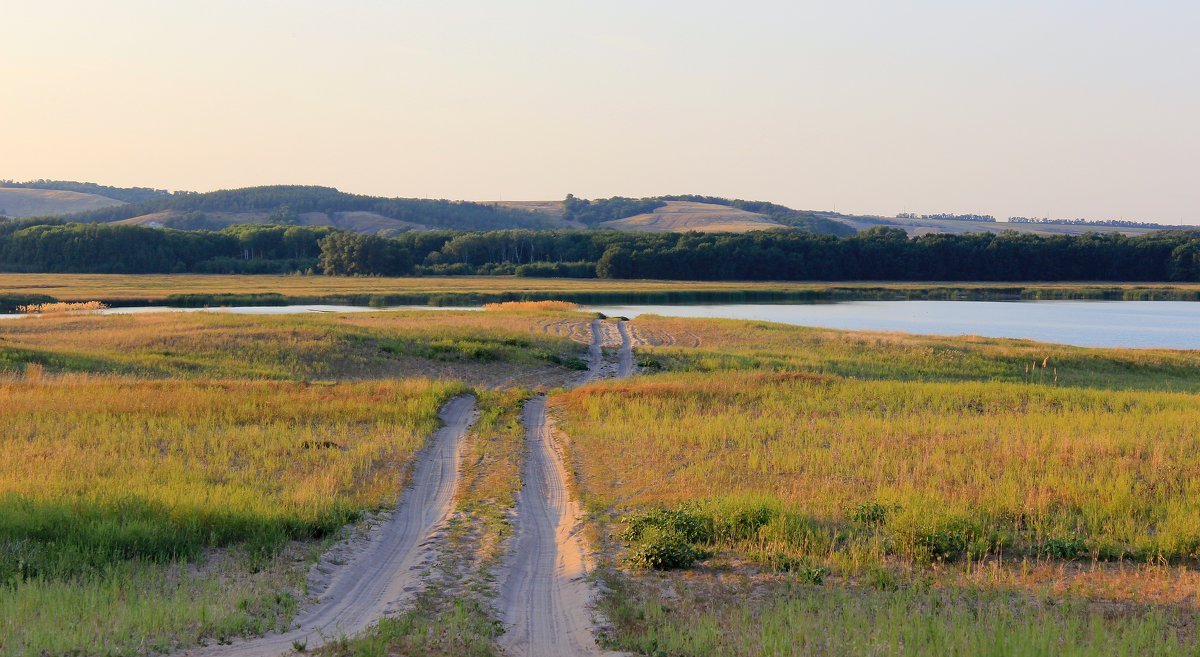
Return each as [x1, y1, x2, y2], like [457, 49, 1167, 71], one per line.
[0, 376, 464, 656]
[0, 309, 587, 384]
[551, 315, 1200, 654]
[5, 299, 1200, 655]
[3, 273, 1200, 311]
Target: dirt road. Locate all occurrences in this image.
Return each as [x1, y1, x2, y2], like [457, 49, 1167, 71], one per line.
[178, 395, 476, 657]
[615, 321, 634, 378]
[497, 320, 632, 657]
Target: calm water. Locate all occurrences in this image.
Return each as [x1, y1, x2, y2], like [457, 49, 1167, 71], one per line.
[2, 301, 1197, 349]
[588, 301, 1200, 350]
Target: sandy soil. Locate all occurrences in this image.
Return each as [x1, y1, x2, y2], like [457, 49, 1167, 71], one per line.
[495, 320, 632, 656]
[176, 395, 476, 657]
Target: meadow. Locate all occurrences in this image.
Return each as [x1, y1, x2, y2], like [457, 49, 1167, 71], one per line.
[0, 376, 464, 656]
[0, 308, 587, 384]
[551, 315, 1200, 655]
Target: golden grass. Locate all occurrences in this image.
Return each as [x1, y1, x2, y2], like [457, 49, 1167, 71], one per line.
[599, 201, 785, 233]
[15, 300, 108, 314]
[0, 377, 462, 530]
[4, 273, 1199, 304]
[0, 309, 587, 383]
[555, 370, 1200, 560]
[483, 300, 580, 312]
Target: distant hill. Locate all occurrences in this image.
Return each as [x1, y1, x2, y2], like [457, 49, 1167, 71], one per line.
[841, 215, 1168, 237]
[597, 200, 785, 233]
[540, 194, 860, 236]
[0, 180, 171, 204]
[118, 209, 432, 236]
[54, 185, 564, 233]
[0, 187, 125, 218]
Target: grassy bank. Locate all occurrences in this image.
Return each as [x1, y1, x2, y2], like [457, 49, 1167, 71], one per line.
[3, 274, 1200, 311]
[629, 315, 1200, 392]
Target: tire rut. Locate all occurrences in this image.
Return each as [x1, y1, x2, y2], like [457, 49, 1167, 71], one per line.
[496, 320, 633, 657]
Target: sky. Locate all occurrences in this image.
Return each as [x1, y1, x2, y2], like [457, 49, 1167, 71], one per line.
[2, 0, 1197, 223]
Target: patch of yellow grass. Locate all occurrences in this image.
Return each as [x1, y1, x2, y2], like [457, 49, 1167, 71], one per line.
[483, 300, 580, 312]
[16, 300, 108, 314]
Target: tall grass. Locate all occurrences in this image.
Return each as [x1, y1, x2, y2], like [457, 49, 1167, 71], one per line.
[603, 576, 1198, 657]
[0, 309, 587, 379]
[0, 376, 464, 656]
[556, 372, 1200, 563]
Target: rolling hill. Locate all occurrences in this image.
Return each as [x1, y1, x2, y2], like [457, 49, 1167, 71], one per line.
[597, 200, 785, 233]
[0, 188, 125, 218]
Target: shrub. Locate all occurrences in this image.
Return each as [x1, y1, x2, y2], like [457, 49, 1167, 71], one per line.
[624, 527, 704, 570]
[1043, 535, 1088, 560]
[620, 505, 713, 544]
[850, 502, 900, 526]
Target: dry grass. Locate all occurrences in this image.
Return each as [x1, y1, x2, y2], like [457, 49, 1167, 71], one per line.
[599, 201, 785, 233]
[0, 309, 587, 384]
[557, 371, 1200, 561]
[5, 273, 1199, 306]
[0, 376, 465, 656]
[15, 300, 108, 314]
[0, 188, 123, 218]
[482, 300, 580, 312]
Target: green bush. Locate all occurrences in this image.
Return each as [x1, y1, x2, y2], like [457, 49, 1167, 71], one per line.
[620, 505, 713, 544]
[624, 527, 704, 570]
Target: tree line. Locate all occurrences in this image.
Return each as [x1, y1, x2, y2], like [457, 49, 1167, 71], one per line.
[2, 220, 1198, 281]
[0, 220, 331, 274]
[323, 226, 1200, 281]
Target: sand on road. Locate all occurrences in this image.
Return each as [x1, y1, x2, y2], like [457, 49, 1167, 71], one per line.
[496, 320, 633, 657]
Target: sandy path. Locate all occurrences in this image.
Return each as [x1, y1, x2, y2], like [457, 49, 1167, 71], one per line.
[178, 395, 476, 657]
[615, 321, 634, 378]
[497, 320, 632, 657]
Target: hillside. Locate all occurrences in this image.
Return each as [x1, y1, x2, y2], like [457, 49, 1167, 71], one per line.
[118, 209, 431, 235]
[597, 200, 785, 233]
[0, 188, 125, 218]
[59, 185, 561, 233]
[843, 215, 1167, 237]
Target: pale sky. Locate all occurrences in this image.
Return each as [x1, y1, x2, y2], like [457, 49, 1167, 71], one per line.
[2, 1, 1197, 223]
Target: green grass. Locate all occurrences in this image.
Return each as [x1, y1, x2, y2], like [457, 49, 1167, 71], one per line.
[0, 309, 587, 379]
[0, 377, 464, 657]
[603, 577, 1199, 657]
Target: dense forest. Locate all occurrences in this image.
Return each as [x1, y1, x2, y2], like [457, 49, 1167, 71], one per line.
[0, 219, 330, 274]
[562, 195, 667, 225]
[52, 185, 560, 231]
[2, 218, 1198, 281]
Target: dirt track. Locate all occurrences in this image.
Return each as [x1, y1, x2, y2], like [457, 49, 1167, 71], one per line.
[177, 395, 476, 657]
[496, 320, 632, 656]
